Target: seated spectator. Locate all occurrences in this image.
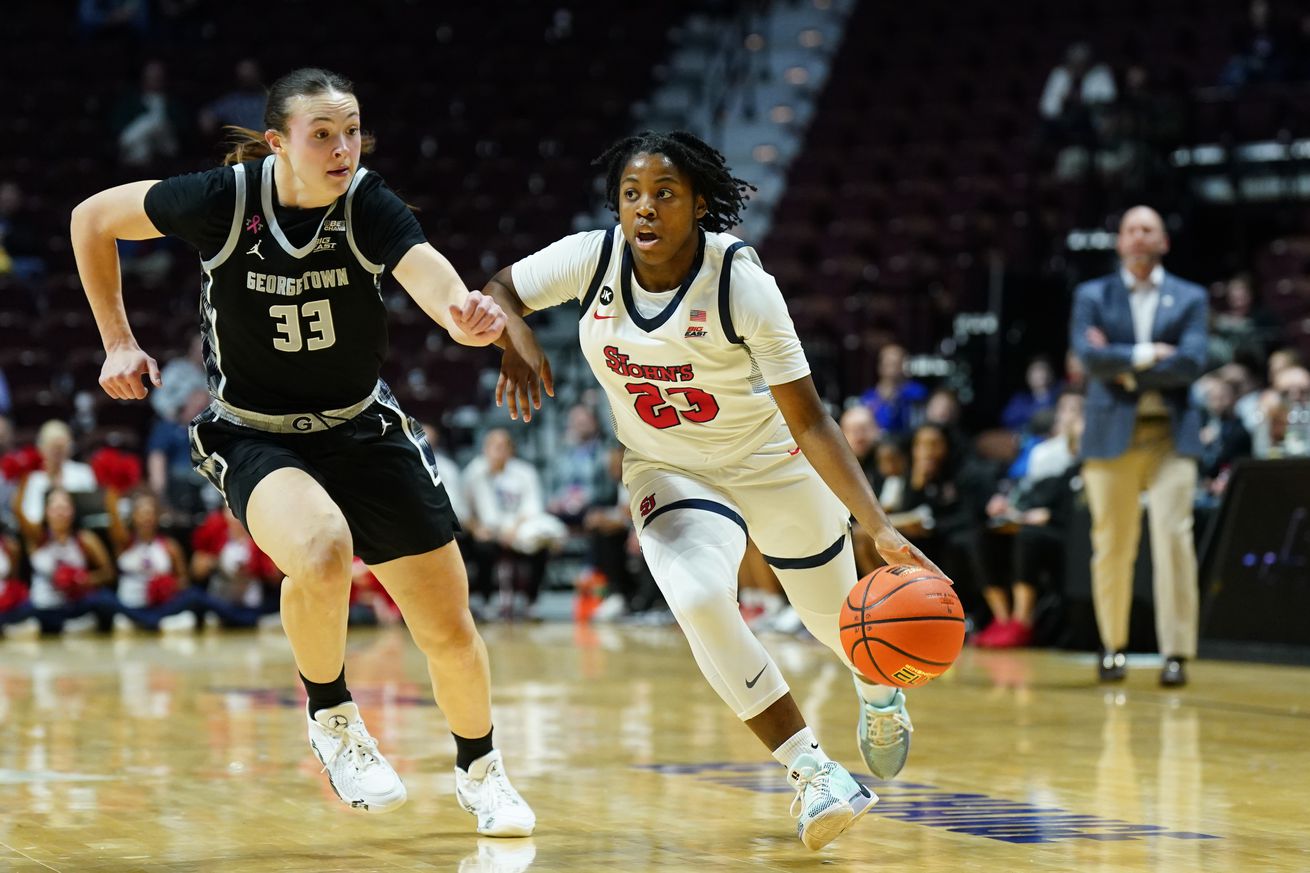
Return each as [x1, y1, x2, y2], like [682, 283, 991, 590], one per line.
[8, 486, 117, 636]
[1217, 360, 1265, 434]
[190, 507, 283, 628]
[839, 404, 881, 488]
[860, 343, 928, 434]
[1210, 274, 1280, 367]
[198, 59, 266, 137]
[0, 181, 46, 280]
[895, 424, 986, 610]
[924, 387, 968, 451]
[111, 59, 188, 167]
[463, 428, 566, 619]
[853, 438, 910, 576]
[18, 420, 98, 531]
[1001, 356, 1060, 432]
[545, 404, 608, 527]
[977, 392, 1084, 647]
[106, 491, 200, 632]
[1197, 376, 1252, 498]
[1254, 365, 1310, 457]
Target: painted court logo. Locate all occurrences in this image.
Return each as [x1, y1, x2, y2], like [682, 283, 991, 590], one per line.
[245, 214, 263, 234]
[636, 763, 1221, 845]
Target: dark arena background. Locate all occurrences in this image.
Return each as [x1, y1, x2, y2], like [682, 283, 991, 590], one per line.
[1, 1, 1308, 870]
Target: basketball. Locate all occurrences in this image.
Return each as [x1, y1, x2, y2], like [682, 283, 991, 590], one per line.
[839, 564, 965, 688]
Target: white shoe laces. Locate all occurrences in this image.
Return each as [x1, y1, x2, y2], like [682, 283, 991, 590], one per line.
[319, 718, 381, 773]
[482, 761, 524, 808]
[865, 706, 914, 748]
[789, 765, 831, 818]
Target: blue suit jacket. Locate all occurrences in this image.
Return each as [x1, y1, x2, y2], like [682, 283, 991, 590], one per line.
[1069, 270, 1208, 460]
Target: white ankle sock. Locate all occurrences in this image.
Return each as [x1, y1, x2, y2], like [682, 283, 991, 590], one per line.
[854, 676, 898, 707]
[772, 726, 831, 771]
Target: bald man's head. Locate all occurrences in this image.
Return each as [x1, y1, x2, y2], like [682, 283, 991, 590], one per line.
[1116, 205, 1169, 276]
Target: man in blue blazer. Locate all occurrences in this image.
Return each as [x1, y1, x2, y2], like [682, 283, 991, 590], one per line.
[1069, 206, 1208, 687]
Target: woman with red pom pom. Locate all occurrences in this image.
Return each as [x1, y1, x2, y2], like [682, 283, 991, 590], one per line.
[8, 486, 116, 635]
[106, 491, 201, 632]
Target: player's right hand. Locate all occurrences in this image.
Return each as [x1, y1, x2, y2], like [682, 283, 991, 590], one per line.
[873, 529, 948, 581]
[100, 345, 160, 400]
[496, 339, 554, 422]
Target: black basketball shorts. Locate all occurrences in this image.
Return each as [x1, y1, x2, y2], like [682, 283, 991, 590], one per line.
[188, 389, 460, 565]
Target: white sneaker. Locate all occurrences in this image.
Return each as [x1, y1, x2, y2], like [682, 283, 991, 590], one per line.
[62, 613, 98, 635]
[307, 702, 407, 813]
[159, 611, 197, 634]
[856, 684, 914, 780]
[789, 754, 877, 850]
[3, 617, 40, 640]
[455, 749, 535, 836]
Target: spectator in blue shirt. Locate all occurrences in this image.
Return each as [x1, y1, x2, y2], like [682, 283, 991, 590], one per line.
[860, 343, 928, 434]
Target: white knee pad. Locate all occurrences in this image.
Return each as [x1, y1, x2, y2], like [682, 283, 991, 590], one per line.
[640, 506, 789, 720]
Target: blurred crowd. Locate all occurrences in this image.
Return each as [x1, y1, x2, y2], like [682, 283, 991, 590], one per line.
[2, 304, 1304, 647]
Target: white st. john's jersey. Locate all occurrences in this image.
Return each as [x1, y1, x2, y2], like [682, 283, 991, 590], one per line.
[512, 226, 810, 469]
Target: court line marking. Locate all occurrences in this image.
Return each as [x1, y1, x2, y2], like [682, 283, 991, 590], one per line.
[0, 840, 62, 872]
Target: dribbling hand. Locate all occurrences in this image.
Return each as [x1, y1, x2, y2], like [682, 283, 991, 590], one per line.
[449, 290, 506, 346]
[496, 340, 554, 423]
[873, 528, 948, 581]
[100, 345, 161, 400]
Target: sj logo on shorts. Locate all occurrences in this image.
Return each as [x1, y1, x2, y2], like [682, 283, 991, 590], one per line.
[639, 494, 657, 517]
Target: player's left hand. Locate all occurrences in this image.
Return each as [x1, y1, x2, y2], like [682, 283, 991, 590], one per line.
[496, 336, 554, 423]
[449, 290, 506, 346]
[873, 529, 948, 581]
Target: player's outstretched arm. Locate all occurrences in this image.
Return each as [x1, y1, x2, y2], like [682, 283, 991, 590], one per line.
[482, 267, 554, 423]
[393, 243, 505, 347]
[71, 180, 165, 401]
[771, 375, 947, 577]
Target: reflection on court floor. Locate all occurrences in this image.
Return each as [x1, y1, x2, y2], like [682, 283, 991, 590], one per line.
[1, 624, 1306, 871]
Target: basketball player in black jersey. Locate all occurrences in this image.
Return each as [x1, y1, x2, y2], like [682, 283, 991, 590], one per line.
[69, 68, 534, 835]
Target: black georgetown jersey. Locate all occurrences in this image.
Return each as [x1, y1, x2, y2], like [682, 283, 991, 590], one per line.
[144, 154, 425, 414]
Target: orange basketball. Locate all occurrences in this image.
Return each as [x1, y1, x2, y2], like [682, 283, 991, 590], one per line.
[839, 564, 965, 688]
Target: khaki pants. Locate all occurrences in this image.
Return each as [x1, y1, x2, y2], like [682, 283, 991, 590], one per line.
[1082, 419, 1199, 658]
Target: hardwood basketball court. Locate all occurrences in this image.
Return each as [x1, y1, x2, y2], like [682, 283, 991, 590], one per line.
[1, 623, 1305, 871]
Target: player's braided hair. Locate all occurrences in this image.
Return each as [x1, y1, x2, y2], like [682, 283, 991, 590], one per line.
[592, 131, 755, 233]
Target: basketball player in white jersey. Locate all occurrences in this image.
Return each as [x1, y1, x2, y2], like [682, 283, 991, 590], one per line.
[70, 68, 533, 834]
[485, 131, 944, 850]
